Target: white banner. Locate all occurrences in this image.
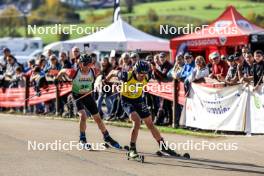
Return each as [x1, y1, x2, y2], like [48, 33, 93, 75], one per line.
[182, 84, 248, 131]
[245, 85, 264, 134]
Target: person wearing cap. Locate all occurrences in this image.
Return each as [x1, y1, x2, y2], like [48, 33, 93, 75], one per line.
[234, 51, 252, 83]
[253, 50, 264, 89]
[225, 55, 238, 85]
[152, 52, 173, 126]
[208, 51, 229, 81]
[152, 52, 173, 82]
[178, 52, 195, 81]
[56, 54, 121, 149]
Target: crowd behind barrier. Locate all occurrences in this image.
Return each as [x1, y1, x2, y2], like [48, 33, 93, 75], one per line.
[0, 46, 263, 128]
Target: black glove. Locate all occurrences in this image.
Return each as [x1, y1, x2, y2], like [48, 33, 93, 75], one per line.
[54, 78, 59, 85]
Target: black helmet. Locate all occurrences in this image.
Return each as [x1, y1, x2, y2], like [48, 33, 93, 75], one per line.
[79, 54, 92, 64]
[134, 60, 149, 74]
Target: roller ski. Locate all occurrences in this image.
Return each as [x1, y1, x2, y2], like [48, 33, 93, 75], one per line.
[103, 135, 122, 150]
[126, 148, 144, 163]
[156, 147, 190, 159]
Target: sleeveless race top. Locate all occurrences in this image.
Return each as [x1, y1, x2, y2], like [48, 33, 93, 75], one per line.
[72, 69, 95, 94]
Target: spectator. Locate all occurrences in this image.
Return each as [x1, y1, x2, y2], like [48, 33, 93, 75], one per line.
[130, 52, 139, 66]
[179, 52, 195, 81]
[120, 52, 132, 72]
[109, 55, 119, 70]
[44, 55, 61, 77]
[71, 47, 80, 68]
[45, 49, 53, 58]
[152, 52, 173, 125]
[3, 55, 20, 87]
[91, 53, 101, 76]
[9, 66, 25, 88]
[241, 52, 255, 83]
[253, 50, 264, 89]
[170, 55, 185, 80]
[59, 52, 72, 69]
[225, 55, 238, 85]
[24, 59, 36, 77]
[97, 56, 114, 118]
[242, 46, 250, 57]
[234, 52, 252, 83]
[184, 56, 209, 95]
[0, 48, 14, 70]
[152, 52, 173, 82]
[209, 51, 229, 81]
[36, 55, 47, 70]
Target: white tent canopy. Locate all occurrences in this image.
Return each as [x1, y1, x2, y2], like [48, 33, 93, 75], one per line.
[44, 18, 169, 52]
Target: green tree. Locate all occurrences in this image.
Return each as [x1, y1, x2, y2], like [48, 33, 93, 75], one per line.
[147, 8, 159, 22]
[0, 6, 23, 37]
[28, 0, 80, 25]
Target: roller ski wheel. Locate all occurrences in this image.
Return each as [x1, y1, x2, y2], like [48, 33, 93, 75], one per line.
[183, 153, 191, 159]
[79, 141, 93, 151]
[156, 150, 190, 159]
[126, 150, 144, 163]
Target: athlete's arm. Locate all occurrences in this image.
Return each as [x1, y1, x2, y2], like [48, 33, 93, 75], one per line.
[105, 69, 120, 82]
[57, 68, 76, 80]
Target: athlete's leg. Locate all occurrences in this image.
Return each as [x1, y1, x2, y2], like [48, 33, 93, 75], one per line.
[78, 109, 87, 142]
[130, 112, 141, 144]
[143, 115, 162, 141]
[90, 108, 121, 148]
[92, 113, 107, 133]
[143, 115, 178, 155]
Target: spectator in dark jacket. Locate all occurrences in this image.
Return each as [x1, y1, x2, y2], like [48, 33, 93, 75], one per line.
[225, 55, 238, 85]
[234, 52, 253, 83]
[152, 52, 173, 82]
[253, 50, 264, 89]
[59, 52, 72, 69]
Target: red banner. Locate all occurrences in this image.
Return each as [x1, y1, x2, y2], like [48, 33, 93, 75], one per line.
[0, 81, 225, 108]
[0, 83, 72, 107]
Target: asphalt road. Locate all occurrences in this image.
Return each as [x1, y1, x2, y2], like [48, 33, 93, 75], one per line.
[0, 114, 264, 176]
